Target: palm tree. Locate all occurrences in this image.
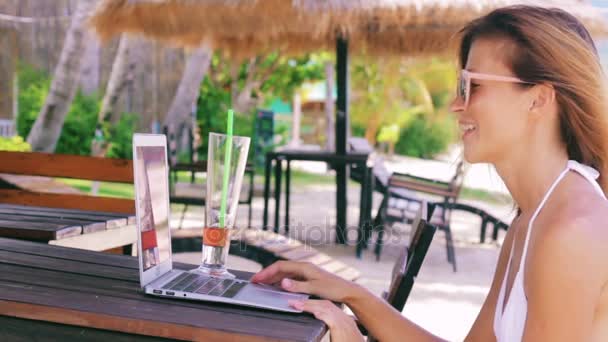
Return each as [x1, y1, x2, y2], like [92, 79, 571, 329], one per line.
[163, 44, 213, 129]
[26, 0, 97, 152]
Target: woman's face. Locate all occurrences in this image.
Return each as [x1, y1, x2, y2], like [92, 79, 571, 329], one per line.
[450, 37, 533, 164]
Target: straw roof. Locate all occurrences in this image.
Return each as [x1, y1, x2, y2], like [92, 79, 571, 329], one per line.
[90, 0, 608, 58]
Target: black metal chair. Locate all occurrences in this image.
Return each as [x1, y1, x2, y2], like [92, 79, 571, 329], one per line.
[357, 203, 438, 341]
[376, 161, 466, 271]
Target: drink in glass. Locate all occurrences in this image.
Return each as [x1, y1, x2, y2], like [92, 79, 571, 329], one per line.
[197, 132, 250, 278]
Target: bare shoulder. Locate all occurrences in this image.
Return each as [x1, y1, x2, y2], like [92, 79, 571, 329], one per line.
[533, 179, 608, 282]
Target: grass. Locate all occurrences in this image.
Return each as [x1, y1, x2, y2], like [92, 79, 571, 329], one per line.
[58, 171, 511, 205]
[57, 178, 134, 199]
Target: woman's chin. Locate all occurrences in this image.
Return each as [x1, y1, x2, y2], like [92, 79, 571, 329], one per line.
[462, 146, 485, 164]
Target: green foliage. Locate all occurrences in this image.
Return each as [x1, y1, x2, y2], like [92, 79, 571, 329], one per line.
[196, 77, 253, 158]
[257, 53, 326, 101]
[395, 114, 457, 158]
[16, 64, 101, 155]
[0, 136, 31, 152]
[105, 113, 139, 159]
[16, 65, 49, 138]
[196, 52, 326, 159]
[376, 124, 400, 144]
[54, 91, 99, 155]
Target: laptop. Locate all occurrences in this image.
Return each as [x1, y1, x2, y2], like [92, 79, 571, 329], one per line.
[132, 133, 308, 313]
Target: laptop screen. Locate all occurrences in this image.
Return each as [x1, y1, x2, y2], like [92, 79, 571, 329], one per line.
[134, 145, 171, 271]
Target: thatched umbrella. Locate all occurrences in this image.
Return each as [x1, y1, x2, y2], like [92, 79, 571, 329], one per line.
[91, 0, 607, 58]
[90, 0, 607, 244]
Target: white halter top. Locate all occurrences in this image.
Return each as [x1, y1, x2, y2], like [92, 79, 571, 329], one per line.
[493, 160, 607, 341]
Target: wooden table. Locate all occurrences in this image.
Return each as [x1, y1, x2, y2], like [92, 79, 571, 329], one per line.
[0, 237, 328, 341]
[0, 204, 137, 252]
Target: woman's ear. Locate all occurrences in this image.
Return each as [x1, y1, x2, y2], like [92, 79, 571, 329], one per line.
[529, 84, 556, 113]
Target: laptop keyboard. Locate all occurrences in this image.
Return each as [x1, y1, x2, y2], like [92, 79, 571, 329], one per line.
[161, 273, 247, 298]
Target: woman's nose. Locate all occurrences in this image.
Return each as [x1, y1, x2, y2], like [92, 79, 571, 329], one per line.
[449, 96, 465, 113]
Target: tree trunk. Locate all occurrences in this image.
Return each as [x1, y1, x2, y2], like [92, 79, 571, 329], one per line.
[79, 34, 100, 95]
[97, 34, 134, 125]
[26, 0, 96, 152]
[163, 44, 212, 128]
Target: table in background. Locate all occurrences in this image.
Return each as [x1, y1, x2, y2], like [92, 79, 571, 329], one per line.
[0, 237, 328, 341]
[0, 204, 136, 253]
[262, 150, 374, 256]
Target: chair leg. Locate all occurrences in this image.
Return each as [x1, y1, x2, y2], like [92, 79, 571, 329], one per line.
[444, 226, 457, 272]
[492, 221, 500, 242]
[480, 216, 488, 244]
[248, 202, 252, 228]
[374, 223, 385, 262]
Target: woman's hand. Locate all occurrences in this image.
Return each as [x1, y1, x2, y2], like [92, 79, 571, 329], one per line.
[289, 299, 364, 342]
[250, 260, 362, 303]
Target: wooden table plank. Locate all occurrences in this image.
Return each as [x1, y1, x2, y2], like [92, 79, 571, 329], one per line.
[0, 204, 131, 227]
[0, 212, 105, 233]
[0, 238, 328, 341]
[0, 249, 135, 281]
[0, 220, 82, 240]
[0, 238, 139, 269]
[0, 315, 176, 342]
[48, 224, 136, 251]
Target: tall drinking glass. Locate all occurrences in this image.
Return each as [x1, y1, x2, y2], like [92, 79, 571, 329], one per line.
[197, 133, 250, 278]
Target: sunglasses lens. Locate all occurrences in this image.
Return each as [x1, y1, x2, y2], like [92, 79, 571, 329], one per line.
[458, 75, 467, 103]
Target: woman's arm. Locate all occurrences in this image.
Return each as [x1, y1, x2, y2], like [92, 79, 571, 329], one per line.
[346, 284, 446, 342]
[522, 215, 608, 341]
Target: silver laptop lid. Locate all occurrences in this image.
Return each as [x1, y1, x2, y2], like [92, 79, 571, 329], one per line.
[132, 134, 173, 287]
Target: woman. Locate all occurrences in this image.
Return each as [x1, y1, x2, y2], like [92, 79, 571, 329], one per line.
[251, 5, 608, 342]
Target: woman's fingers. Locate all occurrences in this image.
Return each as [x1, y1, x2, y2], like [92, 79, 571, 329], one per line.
[289, 300, 341, 326]
[251, 261, 314, 285]
[289, 300, 364, 342]
[281, 278, 312, 294]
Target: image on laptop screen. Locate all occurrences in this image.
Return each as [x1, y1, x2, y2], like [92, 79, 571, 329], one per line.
[134, 146, 171, 271]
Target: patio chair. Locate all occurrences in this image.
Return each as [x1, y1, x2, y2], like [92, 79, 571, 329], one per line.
[356, 203, 438, 341]
[376, 161, 466, 271]
[163, 125, 255, 227]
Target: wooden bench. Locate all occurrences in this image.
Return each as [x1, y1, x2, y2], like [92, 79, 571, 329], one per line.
[172, 228, 361, 282]
[0, 151, 135, 253]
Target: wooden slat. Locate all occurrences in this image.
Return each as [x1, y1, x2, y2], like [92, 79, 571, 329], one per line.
[262, 238, 302, 254]
[0, 204, 130, 229]
[0, 249, 135, 280]
[0, 316, 174, 342]
[335, 267, 361, 282]
[0, 297, 270, 342]
[0, 237, 139, 269]
[389, 179, 455, 198]
[0, 213, 105, 234]
[0, 151, 133, 183]
[0, 220, 82, 241]
[277, 246, 318, 261]
[300, 253, 332, 266]
[318, 260, 348, 274]
[49, 224, 136, 251]
[0, 204, 131, 219]
[0, 189, 135, 214]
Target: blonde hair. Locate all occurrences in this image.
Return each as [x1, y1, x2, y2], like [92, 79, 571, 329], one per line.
[459, 5, 608, 194]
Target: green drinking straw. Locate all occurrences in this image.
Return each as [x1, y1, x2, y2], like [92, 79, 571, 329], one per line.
[219, 109, 234, 228]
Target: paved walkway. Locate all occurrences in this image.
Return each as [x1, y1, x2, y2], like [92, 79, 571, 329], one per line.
[172, 177, 514, 341]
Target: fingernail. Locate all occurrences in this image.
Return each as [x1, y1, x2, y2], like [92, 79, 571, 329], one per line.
[282, 278, 293, 288]
[288, 300, 304, 309]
